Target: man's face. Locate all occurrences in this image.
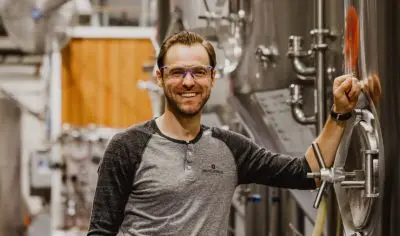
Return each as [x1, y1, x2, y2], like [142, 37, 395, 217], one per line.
[156, 43, 216, 117]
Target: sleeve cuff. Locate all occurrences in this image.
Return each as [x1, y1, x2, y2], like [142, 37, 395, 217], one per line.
[301, 156, 317, 189]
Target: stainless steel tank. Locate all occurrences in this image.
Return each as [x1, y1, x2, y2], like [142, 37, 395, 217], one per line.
[329, 0, 400, 235]
[225, 0, 398, 235]
[226, 1, 345, 235]
[231, 0, 316, 93]
[230, 0, 345, 130]
[375, 0, 400, 235]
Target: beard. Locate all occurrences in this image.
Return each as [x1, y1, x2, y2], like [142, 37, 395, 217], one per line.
[164, 90, 211, 118]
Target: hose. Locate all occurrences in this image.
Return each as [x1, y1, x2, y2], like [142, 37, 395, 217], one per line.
[312, 196, 327, 236]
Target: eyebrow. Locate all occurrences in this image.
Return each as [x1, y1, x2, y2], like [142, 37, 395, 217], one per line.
[169, 64, 201, 67]
[170, 64, 203, 66]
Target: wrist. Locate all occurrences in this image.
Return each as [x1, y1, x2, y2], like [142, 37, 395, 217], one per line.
[330, 105, 352, 121]
[332, 104, 343, 113]
[328, 115, 346, 126]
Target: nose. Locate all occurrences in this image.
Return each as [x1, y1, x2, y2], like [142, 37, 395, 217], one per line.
[182, 71, 195, 87]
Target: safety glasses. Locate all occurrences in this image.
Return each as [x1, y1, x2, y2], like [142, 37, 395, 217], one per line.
[160, 65, 214, 80]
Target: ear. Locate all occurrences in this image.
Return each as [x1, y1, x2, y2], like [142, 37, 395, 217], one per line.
[211, 69, 217, 87]
[155, 69, 163, 87]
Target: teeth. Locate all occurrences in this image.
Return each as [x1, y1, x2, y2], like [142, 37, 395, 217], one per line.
[181, 93, 196, 97]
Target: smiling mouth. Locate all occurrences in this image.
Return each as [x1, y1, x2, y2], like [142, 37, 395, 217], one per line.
[180, 92, 198, 98]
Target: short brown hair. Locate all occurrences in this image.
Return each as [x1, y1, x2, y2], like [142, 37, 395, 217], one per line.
[157, 31, 217, 70]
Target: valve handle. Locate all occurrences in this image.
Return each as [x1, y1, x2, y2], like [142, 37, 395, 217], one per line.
[308, 142, 329, 208]
[311, 142, 326, 169]
[313, 180, 328, 208]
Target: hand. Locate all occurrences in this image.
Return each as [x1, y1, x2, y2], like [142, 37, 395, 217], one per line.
[332, 74, 362, 114]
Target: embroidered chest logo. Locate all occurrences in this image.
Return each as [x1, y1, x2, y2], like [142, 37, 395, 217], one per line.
[202, 164, 224, 174]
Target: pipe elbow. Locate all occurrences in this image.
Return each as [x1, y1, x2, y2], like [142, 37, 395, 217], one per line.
[289, 83, 316, 125]
[291, 104, 316, 125]
[292, 57, 316, 76]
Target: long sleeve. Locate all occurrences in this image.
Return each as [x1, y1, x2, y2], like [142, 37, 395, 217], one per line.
[87, 134, 135, 235]
[212, 128, 316, 190]
[238, 145, 316, 189]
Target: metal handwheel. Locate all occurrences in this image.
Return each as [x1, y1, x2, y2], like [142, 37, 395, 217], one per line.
[307, 91, 383, 236]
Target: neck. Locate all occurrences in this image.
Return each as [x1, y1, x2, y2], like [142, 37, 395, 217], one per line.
[156, 107, 202, 142]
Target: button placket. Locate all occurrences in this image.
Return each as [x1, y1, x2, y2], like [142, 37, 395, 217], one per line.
[185, 142, 195, 171]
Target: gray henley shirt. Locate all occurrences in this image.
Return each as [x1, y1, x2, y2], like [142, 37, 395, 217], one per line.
[87, 119, 315, 236]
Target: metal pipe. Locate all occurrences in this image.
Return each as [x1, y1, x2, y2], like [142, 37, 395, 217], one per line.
[291, 105, 316, 125]
[365, 152, 373, 195]
[307, 172, 321, 178]
[139, 0, 150, 26]
[157, 0, 170, 43]
[344, 172, 357, 177]
[50, 40, 63, 232]
[289, 84, 316, 125]
[156, 0, 170, 115]
[316, 0, 327, 134]
[288, 36, 316, 77]
[314, 1, 337, 236]
[364, 150, 378, 197]
[292, 57, 316, 76]
[340, 181, 365, 188]
[99, 0, 109, 26]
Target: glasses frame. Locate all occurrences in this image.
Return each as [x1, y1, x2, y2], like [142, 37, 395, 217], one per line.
[160, 65, 214, 80]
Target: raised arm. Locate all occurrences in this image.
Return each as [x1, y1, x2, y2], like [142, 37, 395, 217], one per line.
[305, 74, 362, 186]
[213, 75, 364, 190]
[87, 134, 135, 235]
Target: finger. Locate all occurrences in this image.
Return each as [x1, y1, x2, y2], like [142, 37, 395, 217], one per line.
[347, 79, 357, 98]
[334, 73, 353, 88]
[337, 77, 354, 95]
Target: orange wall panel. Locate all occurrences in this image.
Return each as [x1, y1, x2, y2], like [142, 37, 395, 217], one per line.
[61, 38, 154, 128]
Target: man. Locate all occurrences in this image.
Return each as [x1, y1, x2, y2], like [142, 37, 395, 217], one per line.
[87, 31, 362, 236]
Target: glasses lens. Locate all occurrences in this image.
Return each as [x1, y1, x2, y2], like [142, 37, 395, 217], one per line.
[191, 66, 209, 78]
[167, 67, 186, 78]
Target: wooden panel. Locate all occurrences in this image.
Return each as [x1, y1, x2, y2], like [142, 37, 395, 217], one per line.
[61, 38, 154, 128]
